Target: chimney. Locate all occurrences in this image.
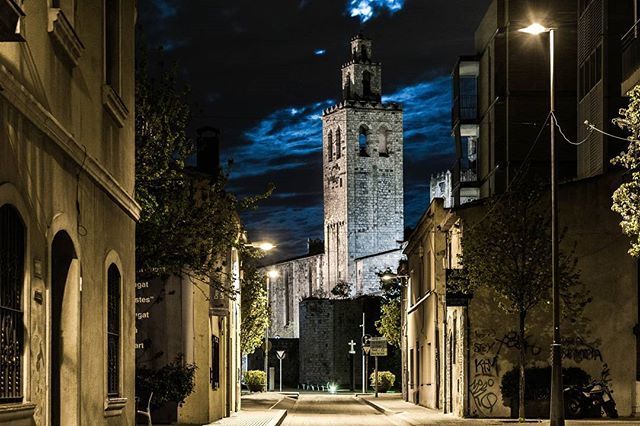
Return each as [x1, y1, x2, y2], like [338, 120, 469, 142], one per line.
[196, 126, 221, 177]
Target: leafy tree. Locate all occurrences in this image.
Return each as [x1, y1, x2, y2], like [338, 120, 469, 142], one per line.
[612, 85, 640, 257]
[375, 268, 402, 347]
[241, 259, 269, 355]
[135, 47, 271, 291]
[454, 183, 588, 421]
[330, 280, 353, 298]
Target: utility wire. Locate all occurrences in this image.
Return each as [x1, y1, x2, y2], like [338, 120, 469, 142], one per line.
[552, 112, 593, 146]
[468, 112, 552, 231]
[584, 120, 640, 143]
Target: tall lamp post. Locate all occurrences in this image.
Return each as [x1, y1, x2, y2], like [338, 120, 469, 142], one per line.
[518, 23, 563, 426]
[265, 268, 279, 391]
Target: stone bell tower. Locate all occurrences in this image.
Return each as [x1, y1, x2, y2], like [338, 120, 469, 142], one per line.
[322, 34, 404, 294]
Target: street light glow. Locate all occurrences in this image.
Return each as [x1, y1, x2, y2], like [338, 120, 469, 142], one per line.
[381, 274, 396, 281]
[267, 269, 279, 279]
[257, 242, 275, 251]
[519, 23, 550, 35]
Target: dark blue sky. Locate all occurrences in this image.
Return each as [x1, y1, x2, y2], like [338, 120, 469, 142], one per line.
[139, 0, 491, 261]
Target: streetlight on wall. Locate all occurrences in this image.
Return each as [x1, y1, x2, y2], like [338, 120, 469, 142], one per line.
[518, 22, 564, 426]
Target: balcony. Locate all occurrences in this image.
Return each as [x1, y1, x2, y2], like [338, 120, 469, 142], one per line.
[622, 19, 640, 94]
[451, 57, 479, 127]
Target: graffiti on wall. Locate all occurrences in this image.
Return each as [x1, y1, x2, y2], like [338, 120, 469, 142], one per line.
[561, 336, 603, 363]
[469, 328, 545, 416]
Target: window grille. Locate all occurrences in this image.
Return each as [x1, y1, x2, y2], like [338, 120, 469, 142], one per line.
[107, 264, 120, 397]
[0, 205, 25, 402]
[210, 335, 220, 389]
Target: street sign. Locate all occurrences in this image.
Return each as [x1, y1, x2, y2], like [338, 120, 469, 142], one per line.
[276, 350, 286, 360]
[363, 346, 370, 355]
[370, 337, 388, 357]
[362, 334, 371, 346]
[348, 340, 356, 354]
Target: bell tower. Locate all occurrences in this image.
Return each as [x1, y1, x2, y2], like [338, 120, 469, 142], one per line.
[322, 34, 404, 294]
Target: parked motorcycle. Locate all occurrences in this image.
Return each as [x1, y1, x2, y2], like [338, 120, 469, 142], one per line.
[564, 380, 618, 419]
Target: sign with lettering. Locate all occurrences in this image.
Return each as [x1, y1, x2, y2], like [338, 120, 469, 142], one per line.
[369, 337, 388, 357]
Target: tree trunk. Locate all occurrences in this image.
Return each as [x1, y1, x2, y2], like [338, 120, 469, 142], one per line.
[518, 311, 526, 422]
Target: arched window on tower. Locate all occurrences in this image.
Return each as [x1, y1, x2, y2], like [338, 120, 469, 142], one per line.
[344, 73, 351, 99]
[361, 46, 369, 62]
[378, 127, 390, 157]
[362, 71, 372, 99]
[358, 126, 369, 157]
[327, 131, 333, 161]
[335, 127, 342, 159]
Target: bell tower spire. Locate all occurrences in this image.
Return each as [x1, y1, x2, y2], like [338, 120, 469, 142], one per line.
[341, 34, 382, 102]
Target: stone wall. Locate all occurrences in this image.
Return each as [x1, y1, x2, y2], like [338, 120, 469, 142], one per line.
[299, 296, 401, 389]
[355, 249, 403, 295]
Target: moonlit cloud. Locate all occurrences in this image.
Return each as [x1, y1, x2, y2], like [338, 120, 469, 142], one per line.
[347, 0, 404, 23]
[314, 49, 327, 56]
[230, 76, 454, 258]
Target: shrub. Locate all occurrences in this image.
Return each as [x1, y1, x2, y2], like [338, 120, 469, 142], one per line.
[244, 370, 267, 392]
[501, 366, 590, 402]
[369, 371, 396, 392]
[136, 355, 197, 409]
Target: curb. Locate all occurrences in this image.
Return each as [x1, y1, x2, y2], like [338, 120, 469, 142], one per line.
[356, 395, 399, 415]
[267, 409, 287, 426]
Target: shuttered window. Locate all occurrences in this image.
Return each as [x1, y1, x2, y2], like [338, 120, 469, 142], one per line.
[107, 264, 121, 397]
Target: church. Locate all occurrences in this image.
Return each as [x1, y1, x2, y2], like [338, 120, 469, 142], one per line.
[258, 34, 405, 388]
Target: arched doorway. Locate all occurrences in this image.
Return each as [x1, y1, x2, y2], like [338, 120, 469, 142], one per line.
[50, 231, 79, 426]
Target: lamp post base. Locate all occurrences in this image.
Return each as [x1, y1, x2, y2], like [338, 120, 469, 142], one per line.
[550, 343, 564, 426]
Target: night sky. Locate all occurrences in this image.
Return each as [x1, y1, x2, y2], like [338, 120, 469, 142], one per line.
[138, 0, 492, 261]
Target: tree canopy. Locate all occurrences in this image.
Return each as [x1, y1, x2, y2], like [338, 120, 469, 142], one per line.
[375, 268, 403, 347]
[612, 85, 640, 257]
[240, 259, 269, 355]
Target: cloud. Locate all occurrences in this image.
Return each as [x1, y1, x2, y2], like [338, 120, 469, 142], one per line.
[347, 0, 404, 23]
[231, 75, 454, 260]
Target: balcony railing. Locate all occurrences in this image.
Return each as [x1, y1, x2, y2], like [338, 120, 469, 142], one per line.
[622, 19, 640, 85]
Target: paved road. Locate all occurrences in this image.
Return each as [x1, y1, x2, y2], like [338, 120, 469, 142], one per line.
[282, 394, 395, 426]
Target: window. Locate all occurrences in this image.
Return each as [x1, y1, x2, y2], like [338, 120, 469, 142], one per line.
[362, 71, 372, 98]
[358, 126, 369, 157]
[378, 127, 389, 156]
[579, 45, 602, 99]
[327, 131, 333, 161]
[0, 205, 25, 403]
[105, 0, 120, 92]
[107, 264, 121, 397]
[344, 73, 351, 99]
[335, 127, 342, 159]
[211, 335, 220, 389]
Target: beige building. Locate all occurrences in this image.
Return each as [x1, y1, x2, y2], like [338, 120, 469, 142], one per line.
[0, 0, 138, 425]
[405, 176, 639, 417]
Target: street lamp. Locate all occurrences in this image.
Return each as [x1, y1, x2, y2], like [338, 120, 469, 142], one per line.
[519, 22, 564, 426]
[264, 268, 279, 391]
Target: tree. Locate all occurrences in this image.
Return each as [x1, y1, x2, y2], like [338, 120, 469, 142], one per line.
[454, 183, 587, 421]
[135, 47, 271, 291]
[612, 85, 640, 257]
[375, 268, 402, 347]
[330, 280, 353, 298]
[241, 259, 269, 356]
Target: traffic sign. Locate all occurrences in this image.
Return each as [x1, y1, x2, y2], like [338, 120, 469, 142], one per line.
[370, 337, 388, 357]
[276, 350, 286, 360]
[363, 346, 371, 355]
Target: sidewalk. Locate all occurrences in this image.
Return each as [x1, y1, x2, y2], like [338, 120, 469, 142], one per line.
[208, 393, 289, 426]
[358, 394, 640, 426]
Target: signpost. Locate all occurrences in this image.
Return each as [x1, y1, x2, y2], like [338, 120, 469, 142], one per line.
[362, 332, 371, 393]
[276, 350, 286, 392]
[369, 337, 388, 398]
[348, 340, 356, 390]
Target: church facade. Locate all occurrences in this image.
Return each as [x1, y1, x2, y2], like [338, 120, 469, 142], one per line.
[264, 34, 404, 347]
